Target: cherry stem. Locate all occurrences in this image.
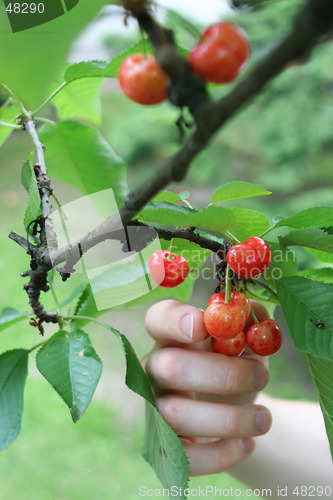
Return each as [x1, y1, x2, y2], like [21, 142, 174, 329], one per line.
[167, 238, 175, 260]
[225, 264, 232, 304]
[250, 308, 260, 324]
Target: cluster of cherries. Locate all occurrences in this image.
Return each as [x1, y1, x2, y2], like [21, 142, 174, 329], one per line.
[118, 21, 250, 105]
[148, 236, 282, 357]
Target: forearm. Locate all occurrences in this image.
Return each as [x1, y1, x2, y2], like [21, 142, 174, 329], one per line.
[229, 393, 333, 497]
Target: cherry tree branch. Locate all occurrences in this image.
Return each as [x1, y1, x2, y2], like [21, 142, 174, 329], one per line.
[16, 119, 59, 328]
[47, 0, 333, 271]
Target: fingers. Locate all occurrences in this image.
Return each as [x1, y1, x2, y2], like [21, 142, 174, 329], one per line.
[145, 300, 207, 346]
[157, 395, 272, 439]
[182, 437, 255, 476]
[146, 347, 268, 395]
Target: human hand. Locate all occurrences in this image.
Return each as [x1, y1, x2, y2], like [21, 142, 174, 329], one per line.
[143, 300, 272, 476]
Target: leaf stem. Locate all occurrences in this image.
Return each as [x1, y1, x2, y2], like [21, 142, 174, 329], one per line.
[254, 280, 279, 301]
[34, 116, 56, 125]
[64, 315, 120, 336]
[30, 82, 67, 116]
[29, 341, 45, 353]
[0, 121, 21, 129]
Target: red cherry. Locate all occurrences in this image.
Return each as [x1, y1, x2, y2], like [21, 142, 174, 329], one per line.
[211, 330, 246, 357]
[204, 291, 250, 339]
[148, 250, 189, 288]
[189, 22, 250, 84]
[227, 237, 271, 278]
[207, 291, 251, 319]
[118, 53, 169, 105]
[246, 319, 282, 356]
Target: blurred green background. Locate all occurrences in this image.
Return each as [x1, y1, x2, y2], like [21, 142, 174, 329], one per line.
[0, 0, 332, 498]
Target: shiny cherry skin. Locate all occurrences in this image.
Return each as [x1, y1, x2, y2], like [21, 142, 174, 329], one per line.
[246, 319, 282, 356]
[207, 291, 251, 318]
[204, 291, 250, 339]
[211, 330, 246, 357]
[227, 236, 271, 278]
[118, 53, 169, 105]
[148, 250, 189, 288]
[189, 22, 250, 84]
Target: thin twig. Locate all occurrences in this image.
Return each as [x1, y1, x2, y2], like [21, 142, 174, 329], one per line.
[25, 118, 47, 175]
[8, 231, 30, 251]
[30, 82, 67, 116]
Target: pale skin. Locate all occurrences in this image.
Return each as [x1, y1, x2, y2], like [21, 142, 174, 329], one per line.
[143, 299, 333, 495]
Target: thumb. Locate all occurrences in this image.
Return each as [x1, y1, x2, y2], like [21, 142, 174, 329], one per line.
[144, 299, 208, 347]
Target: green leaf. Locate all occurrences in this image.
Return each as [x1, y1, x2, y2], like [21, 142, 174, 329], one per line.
[306, 248, 333, 264]
[117, 333, 155, 407]
[210, 181, 271, 204]
[276, 207, 333, 230]
[111, 327, 189, 496]
[298, 268, 333, 284]
[0, 101, 21, 147]
[64, 40, 155, 83]
[74, 284, 94, 317]
[279, 228, 333, 253]
[104, 40, 155, 78]
[276, 277, 333, 360]
[140, 201, 197, 226]
[142, 403, 189, 498]
[191, 205, 237, 233]
[140, 202, 237, 234]
[39, 121, 128, 207]
[0, 349, 29, 450]
[228, 208, 269, 240]
[64, 60, 109, 83]
[307, 354, 333, 459]
[53, 78, 103, 126]
[21, 160, 42, 229]
[165, 7, 199, 41]
[36, 330, 102, 422]
[153, 191, 186, 204]
[0, 308, 28, 333]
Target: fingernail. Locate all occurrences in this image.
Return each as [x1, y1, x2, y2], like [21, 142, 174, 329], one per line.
[242, 438, 255, 454]
[254, 363, 268, 389]
[180, 313, 193, 340]
[255, 408, 271, 433]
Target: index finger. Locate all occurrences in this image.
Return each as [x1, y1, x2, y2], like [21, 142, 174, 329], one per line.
[144, 299, 208, 346]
